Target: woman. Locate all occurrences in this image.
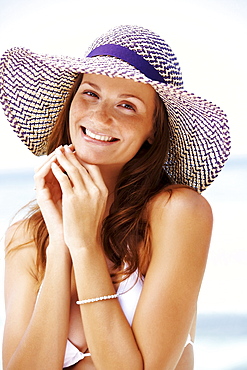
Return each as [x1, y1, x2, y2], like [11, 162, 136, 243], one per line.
[0, 25, 230, 369]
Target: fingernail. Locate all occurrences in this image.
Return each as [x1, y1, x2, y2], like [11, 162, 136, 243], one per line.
[51, 162, 58, 169]
[69, 143, 75, 151]
[64, 145, 72, 153]
[55, 147, 61, 154]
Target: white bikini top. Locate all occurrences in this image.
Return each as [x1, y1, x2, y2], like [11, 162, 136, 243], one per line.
[37, 271, 192, 368]
[63, 270, 193, 368]
[63, 270, 142, 368]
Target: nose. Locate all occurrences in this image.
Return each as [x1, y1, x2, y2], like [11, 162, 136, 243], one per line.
[90, 102, 113, 125]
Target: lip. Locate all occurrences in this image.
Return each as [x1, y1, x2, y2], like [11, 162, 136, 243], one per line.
[80, 126, 119, 145]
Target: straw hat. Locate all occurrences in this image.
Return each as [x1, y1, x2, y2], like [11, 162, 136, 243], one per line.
[0, 25, 230, 192]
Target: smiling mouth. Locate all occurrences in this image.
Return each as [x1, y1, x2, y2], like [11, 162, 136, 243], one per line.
[82, 127, 119, 142]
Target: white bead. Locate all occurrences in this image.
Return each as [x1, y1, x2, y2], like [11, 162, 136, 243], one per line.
[76, 293, 119, 305]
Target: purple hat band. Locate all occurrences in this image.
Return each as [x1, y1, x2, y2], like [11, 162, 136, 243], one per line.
[87, 44, 165, 83]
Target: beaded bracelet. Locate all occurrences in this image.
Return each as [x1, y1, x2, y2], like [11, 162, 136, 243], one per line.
[76, 293, 120, 305]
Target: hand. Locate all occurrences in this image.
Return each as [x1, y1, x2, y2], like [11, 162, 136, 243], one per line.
[51, 145, 108, 252]
[34, 148, 65, 245]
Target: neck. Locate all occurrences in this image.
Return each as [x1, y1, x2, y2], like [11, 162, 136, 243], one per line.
[97, 164, 122, 218]
[98, 164, 122, 194]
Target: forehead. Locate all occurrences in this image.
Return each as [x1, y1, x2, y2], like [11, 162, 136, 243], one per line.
[81, 73, 155, 100]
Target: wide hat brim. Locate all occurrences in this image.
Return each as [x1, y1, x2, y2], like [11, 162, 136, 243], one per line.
[0, 47, 231, 192]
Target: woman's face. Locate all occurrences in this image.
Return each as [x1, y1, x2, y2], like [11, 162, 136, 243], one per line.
[69, 73, 155, 170]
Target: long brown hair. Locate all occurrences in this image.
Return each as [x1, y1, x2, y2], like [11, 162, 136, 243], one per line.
[13, 74, 171, 282]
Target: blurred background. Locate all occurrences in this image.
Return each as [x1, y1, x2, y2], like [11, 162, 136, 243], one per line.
[0, 0, 246, 368]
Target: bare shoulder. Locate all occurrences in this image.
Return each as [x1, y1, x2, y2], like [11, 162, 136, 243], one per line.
[4, 219, 37, 279]
[148, 185, 212, 223]
[147, 185, 213, 259]
[5, 218, 35, 249]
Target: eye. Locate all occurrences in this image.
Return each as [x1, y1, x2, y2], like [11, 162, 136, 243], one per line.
[83, 91, 99, 98]
[119, 103, 136, 111]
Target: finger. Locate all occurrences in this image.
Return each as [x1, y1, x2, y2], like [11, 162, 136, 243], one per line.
[34, 155, 60, 192]
[34, 164, 50, 191]
[62, 146, 108, 196]
[51, 162, 73, 195]
[63, 145, 84, 169]
[68, 143, 75, 152]
[34, 143, 72, 174]
[63, 145, 100, 184]
[55, 146, 90, 188]
[79, 161, 108, 194]
[34, 149, 60, 174]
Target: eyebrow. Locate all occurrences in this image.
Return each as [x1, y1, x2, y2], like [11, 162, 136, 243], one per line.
[119, 94, 145, 105]
[81, 81, 100, 90]
[81, 81, 146, 105]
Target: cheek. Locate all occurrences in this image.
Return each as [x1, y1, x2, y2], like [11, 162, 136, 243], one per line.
[69, 100, 84, 130]
[69, 100, 80, 122]
[68, 111, 74, 137]
[127, 130, 150, 155]
[68, 108, 80, 142]
[139, 120, 154, 143]
[124, 119, 153, 150]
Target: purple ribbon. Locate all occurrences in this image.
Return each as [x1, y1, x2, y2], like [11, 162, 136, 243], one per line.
[87, 44, 164, 83]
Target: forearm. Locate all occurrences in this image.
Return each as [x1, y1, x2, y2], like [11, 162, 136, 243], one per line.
[50, 148, 143, 368]
[4, 247, 72, 370]
[71, 247, 143, 370]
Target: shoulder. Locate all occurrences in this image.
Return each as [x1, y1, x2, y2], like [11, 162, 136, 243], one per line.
[5, 219, 34, 250]
[4, 219, 38, 279]
[146, 185, 213, 256]
[148, 185, 212, 223]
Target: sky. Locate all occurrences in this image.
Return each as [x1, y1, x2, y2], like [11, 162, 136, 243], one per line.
[0, 0, 246, 170]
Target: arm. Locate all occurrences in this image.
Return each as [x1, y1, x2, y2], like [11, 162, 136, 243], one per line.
[3, 222, 71, 370]
[132, 187, 212, 369]
[52, 147, 212, 370]
[3, 152, 72, 370]
[52, 146, 143, 369]
[75, 189, 211, 370]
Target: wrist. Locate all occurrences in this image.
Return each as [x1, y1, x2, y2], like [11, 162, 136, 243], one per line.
[67, 236, 103, 254]
[46, 242, 71, 260]
[69, 241, 104, 263]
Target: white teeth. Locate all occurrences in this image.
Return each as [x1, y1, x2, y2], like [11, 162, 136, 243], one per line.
[85, 128, 114, 142]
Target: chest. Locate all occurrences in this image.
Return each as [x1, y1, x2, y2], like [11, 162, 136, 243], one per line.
[68, 283, 87, 352]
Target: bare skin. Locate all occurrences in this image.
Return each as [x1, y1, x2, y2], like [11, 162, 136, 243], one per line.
[3, 74, 212, 369]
